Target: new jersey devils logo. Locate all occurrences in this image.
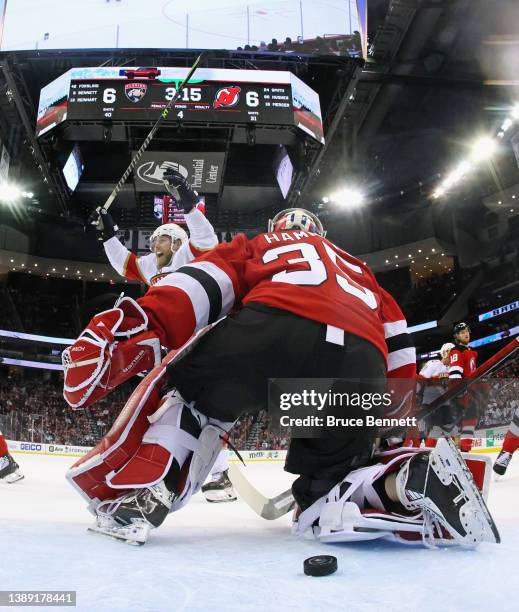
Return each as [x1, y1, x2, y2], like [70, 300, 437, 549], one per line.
[213, 86, 241, 109]
[124, 82, 148, 103]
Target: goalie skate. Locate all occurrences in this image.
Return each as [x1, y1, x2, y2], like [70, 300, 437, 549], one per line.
[88, 517, 150, 546]
[89, 481, 173, 545]
[0, 454, 24, 484]
[397, 437, 500, 547]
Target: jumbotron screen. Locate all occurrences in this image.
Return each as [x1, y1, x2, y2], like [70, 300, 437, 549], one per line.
[0, 0, 366, 58]
[36, 66, 324, 144]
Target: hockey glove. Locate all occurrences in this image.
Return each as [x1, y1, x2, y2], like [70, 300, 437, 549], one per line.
[93, 207, 118, 242]
[162, 168, 199, 212]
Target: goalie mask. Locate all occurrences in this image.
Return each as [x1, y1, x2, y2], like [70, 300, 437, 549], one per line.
[150, 223, 188, 254]
[268, 208, 326, 237]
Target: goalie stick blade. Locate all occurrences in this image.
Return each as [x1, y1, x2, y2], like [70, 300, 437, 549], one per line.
[260, 489, 296, 520]
[227, 463, 295, 520]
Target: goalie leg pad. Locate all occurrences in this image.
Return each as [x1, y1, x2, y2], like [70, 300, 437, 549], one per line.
[106, 389, 205, 489]
[66, 325, 218, 505]
[294, 445, 497, 548]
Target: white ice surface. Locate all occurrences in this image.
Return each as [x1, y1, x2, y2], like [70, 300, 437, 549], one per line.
[0, 453, 518, 612]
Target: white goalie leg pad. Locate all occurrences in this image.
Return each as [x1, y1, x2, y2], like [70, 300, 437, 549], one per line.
[140, 390, 198, 471]
[319, 502, 425, 545]
[294, 450, 428, 545]
[140, 389, 232, 512]
[171, 419, 232, 512]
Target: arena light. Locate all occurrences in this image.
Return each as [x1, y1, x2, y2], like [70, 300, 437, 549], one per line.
[0, 183, 22, 203]
[433, 159, 474, 198]
[330, 187, 365, 209]
[469, 136, 497, 162]
[512, 103, 519, 121]
[432, 186, 446, 199]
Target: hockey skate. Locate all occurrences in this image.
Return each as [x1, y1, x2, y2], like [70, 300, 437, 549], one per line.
[0, 453, 24, 484]
[396, 438, 500, 547]
[89, 481, 174, 545]
[493, 450, 512, 476]
[201, 469, 237, 503]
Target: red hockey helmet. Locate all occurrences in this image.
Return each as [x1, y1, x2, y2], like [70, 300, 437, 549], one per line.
[268, 208, 326, 236]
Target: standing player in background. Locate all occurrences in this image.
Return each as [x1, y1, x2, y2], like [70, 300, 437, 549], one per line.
[493, 406, 519, 475]
[95, 168, 236, 503]
[419, 342, 454, 447]
[0, 431, 23, 483]
[449, 322, 478, 452]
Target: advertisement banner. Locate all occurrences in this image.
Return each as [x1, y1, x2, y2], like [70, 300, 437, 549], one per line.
[132, 151, 225, 193]
[137, 229, 154, 253]
[7, 440, 287, 460]
[7, 440, 91, 457]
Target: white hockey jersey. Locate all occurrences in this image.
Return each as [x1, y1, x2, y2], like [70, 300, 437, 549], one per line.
[419, 359, 448, 379]
[103, 208, 218, 286]
[419, 359, 448, 405]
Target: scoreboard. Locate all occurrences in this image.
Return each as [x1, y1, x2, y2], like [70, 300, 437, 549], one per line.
[67, 79, 293, 126]
[37, 66, 324, 143]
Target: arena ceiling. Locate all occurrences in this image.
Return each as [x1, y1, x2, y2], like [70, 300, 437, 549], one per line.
[0, 0, 518, 263]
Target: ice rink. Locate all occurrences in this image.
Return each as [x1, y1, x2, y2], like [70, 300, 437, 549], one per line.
[1, 452, 518, 612]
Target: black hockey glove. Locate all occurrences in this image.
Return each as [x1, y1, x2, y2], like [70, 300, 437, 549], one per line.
[94, 207, 118, 242]
[162, 168, 199, 212]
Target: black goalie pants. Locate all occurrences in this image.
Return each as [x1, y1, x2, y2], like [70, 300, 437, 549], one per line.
[167, 303, 386, 510]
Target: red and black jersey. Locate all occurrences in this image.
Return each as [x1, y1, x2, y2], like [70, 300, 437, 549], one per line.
[448, 344, 478, 379]
[138, 230, 416, 378]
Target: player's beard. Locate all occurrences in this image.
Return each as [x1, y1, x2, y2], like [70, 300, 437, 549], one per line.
[155, 251, 172, 269]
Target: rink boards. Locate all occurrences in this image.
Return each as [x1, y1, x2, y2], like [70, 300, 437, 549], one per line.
[7, 428, 509, 459]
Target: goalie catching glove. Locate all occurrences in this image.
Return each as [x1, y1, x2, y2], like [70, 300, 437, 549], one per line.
[62, 296, 161, 409]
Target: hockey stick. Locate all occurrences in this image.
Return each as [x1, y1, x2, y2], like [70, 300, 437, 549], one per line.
[417, 335, 519, 421]
[90, 52, 206, 221]
[227, 462, 295, 520]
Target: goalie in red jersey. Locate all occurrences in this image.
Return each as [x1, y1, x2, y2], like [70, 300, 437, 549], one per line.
[62, 209, 499, 548]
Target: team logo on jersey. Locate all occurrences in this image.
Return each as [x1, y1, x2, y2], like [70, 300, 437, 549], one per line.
[124, 82, 148, 103]
[213, 86, 241, 109]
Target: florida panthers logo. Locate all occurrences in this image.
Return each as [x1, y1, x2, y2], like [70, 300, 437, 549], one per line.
[213, 86, 241, 109]
[124, 82, 148, 103]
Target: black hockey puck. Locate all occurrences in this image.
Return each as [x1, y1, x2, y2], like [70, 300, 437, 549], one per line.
[303, 555, 338, 577]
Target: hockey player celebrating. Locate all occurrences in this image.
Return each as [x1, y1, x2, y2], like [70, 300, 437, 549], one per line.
[94, 168, 236, 503]
[98, 169, 217, 286]
[0, 431, 23, 483]
[62, 209, 499, 548]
